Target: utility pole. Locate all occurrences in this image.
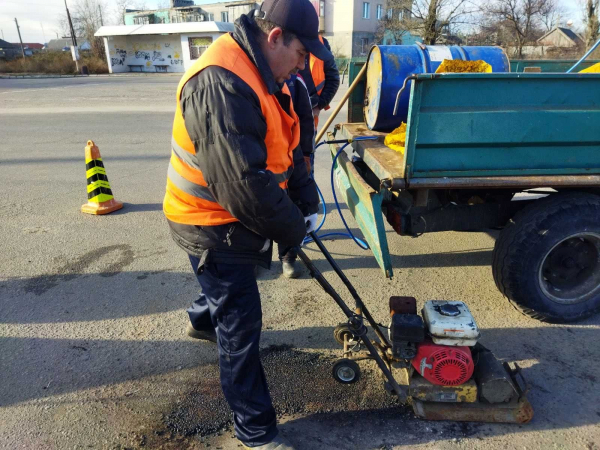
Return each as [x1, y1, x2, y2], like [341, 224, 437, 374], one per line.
[63, 0, 79, 72]
[1, 29, 4, 40]
[99, 5, 104, 26]
[64, 0, 78, 47]
[14, 18, 26, 58]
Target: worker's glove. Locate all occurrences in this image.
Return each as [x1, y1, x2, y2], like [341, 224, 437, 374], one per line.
[305, 213, 319, 234]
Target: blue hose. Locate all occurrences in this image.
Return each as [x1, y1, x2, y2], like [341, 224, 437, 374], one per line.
[302, 136, 378, 249]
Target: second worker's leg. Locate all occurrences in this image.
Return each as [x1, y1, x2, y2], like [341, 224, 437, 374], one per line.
[186, 254, 217, 343]
[278, 244, 301, 279]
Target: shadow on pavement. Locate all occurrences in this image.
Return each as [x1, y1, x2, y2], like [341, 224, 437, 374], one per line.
[0, 238, 498, 326]
[112, 202, 164, 213]
[0, 260, 195, 324]
[0, 336, 217, 408]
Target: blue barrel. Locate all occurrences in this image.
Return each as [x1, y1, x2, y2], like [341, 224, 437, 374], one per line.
[364, 45, 510, 131]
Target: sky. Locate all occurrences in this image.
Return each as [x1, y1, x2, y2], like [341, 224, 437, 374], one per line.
[0, 0, 585, 46]
[0, 0, 227, 44]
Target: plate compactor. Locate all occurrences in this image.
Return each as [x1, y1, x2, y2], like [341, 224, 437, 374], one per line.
[297, 232, 534, 424]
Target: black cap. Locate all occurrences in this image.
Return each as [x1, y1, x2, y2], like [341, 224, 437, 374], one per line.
[256, 0, 332, 61]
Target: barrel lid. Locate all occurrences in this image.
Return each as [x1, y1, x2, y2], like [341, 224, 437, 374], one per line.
[364, 45, 383, 130]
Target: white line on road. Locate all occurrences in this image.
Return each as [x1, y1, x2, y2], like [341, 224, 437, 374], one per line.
[0, 82, 106, 95]
[0, 106, 175, 114]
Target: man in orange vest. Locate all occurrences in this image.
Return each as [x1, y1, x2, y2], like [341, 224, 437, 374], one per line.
[163, 0, 331, 448]
[299, 35, 340, 129]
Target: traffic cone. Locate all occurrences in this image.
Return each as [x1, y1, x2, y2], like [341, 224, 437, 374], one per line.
[81, 140, 123, 215]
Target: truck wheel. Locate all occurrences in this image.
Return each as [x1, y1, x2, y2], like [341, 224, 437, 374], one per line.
[492, 192, 600, 323]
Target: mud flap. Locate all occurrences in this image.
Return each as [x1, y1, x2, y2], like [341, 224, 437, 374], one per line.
[329, 139, 393, 278]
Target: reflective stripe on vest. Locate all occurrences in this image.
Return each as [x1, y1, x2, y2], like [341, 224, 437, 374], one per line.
[164, 33, 300, 226]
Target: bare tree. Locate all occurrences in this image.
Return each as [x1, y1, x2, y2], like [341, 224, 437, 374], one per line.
[57, 0, 108, 57]
[374, 0, 412, 45]
[539, 0, 563, 31]
[484, 0, 557, 58]
[376, 0, 471, 45]
[584, 0, 600, 49]
[114, 0, 131, 25]
[113, 0, 148, 25]
[74, 0, 109, 58]
[413, 0, 472, 44]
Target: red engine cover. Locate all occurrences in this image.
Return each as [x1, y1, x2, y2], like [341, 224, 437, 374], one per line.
[412, 342, 474, 386]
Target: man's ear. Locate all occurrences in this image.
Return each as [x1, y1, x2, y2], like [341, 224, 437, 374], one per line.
[267, 27, 284, 48]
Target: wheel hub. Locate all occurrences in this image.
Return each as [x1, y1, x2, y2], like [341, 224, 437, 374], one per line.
[336, 366, 356, 382]
[539, 233, 600, 304]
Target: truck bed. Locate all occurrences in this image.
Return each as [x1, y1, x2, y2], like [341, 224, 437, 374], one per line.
[342, 73, 600, 190]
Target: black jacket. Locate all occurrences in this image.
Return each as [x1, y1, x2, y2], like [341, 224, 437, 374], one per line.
[299, 37, 340, 110]
[167, 14, 319, 269]
[285, 75, 314, 157]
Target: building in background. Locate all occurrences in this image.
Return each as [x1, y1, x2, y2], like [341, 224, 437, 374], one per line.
[123, 0, 258, 26]
[172, 0, 195, 6]
[10, 43, 44, 56]
[46, 38, 91, 52]
[0, 39, 19, 61]
[537, 27, 584, 49]
[314, 0, 420, 58]
[95, 22, 233, 73]
[503, 26, 584, 59]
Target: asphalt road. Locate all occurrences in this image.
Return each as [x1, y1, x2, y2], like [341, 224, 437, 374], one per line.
[1, 75, 599, 450]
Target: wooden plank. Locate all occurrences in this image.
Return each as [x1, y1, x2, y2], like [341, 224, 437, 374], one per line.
[329, 140, 393, 278]
[341, 123, 406, 190]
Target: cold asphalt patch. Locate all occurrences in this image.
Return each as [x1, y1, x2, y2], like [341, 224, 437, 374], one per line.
[150, 344, 487, 449]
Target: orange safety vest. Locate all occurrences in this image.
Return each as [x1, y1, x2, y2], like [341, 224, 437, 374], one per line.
[164, 33, 300, 226]
[309, 36, 327, 127]
[309, 36, 326, 96]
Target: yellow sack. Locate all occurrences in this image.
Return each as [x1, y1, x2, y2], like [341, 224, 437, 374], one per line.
[580, 62, 600, 73]
[384, 122, 407, 154]
[435, 59, 492, 73]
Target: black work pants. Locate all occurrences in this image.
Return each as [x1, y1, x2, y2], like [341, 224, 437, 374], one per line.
[187, 256, 278, 447]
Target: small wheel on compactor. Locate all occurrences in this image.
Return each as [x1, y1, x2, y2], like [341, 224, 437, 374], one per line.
[332, 358, 361, 384]
[333, 323, 354, 346]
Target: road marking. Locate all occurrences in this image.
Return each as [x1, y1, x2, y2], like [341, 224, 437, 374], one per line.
[0, 105, 175, 114]
[0, 82, 105, 95]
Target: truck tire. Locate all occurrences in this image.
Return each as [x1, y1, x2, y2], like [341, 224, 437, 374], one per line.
[492, 192, 600, 323]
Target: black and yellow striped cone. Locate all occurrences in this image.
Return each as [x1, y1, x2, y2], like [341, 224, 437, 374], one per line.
[81, 140, 123, 215]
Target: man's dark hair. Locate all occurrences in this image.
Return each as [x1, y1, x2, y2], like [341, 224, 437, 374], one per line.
[254, 18, 297, 46]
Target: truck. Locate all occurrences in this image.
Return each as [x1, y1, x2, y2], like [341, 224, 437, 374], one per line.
[329, 69, 600, 323]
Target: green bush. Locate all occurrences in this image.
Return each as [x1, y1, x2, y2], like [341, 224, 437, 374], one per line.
[0, 51, 108, 75]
